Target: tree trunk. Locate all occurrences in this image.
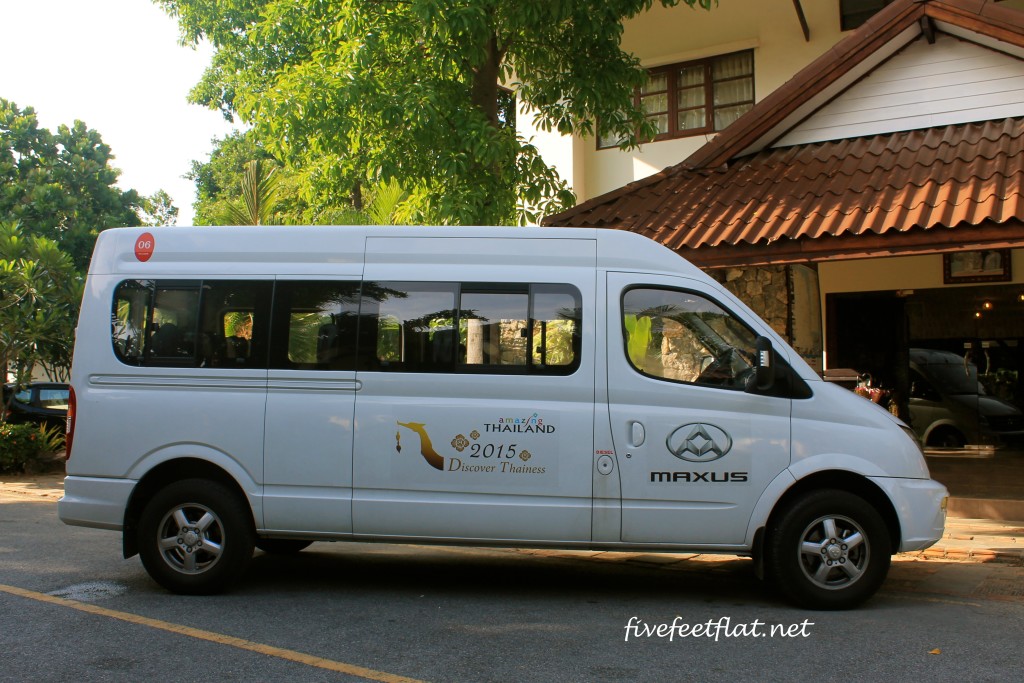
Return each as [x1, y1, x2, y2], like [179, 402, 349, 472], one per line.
[470, 34, 503, 129]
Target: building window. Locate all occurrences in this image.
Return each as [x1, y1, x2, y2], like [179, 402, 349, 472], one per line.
[598, 50, 754, 149]
[840, 0, 893, 31]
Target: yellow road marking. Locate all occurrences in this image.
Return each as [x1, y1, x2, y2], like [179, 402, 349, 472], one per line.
[0, 583, 426, 683]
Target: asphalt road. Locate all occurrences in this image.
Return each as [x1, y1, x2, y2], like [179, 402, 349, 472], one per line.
[2, 492, 1022, 682]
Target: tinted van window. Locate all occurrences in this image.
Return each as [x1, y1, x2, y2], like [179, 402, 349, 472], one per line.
[361, 282, 582, 374]
[622, 287, 757, 389]
[112, 279, 272, 368]
[112, 279, 580, 375]
[269, 281, 362, 370]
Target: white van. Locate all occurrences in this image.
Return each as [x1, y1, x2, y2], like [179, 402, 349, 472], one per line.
[59, 226, 947, 609]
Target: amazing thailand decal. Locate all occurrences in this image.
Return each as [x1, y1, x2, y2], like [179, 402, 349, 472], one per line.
[396, 414, 554, 476]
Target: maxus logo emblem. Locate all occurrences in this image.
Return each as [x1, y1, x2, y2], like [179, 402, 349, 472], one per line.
[666, 423, 733, 463]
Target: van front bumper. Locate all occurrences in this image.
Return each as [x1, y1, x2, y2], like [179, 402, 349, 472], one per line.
[58, 476, 136, 531]
[868, 476, 948, 552]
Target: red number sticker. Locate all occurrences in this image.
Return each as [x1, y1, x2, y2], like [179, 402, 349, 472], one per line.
[134, 233, 155, 262]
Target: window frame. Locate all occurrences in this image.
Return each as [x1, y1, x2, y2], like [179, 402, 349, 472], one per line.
[598, 49, 755, 149]
[362, 281, 583, 376]
[620, 285, 760, 391]
[111, 278, 273, 369]
[111, 278, 584, 377]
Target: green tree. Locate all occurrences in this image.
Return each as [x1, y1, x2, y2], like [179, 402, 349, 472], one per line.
[0, 221, 83, 397]
[189, 131, 286, 224]
[157, 0, 713, 226]
[0, 99, 143, 268]
[324, 178, 412, 226]
[140, 189, 181, 227]
[218, 159, 283, 225]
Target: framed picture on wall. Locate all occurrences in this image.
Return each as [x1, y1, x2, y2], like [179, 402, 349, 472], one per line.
[943, 249, 1012, 284]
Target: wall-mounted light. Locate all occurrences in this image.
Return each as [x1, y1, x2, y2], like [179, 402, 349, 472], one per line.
[974, 311, 983, 319]
[982, 300, 993, 311]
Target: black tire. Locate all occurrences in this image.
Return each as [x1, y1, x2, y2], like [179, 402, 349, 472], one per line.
[255, 539, 313, 555]
[765, 489, 891, 610]
[137, 478, 255, 595]
[927, 426, 966, 449]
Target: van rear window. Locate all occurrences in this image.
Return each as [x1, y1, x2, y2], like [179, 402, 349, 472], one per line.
[112, 279, 272, 368]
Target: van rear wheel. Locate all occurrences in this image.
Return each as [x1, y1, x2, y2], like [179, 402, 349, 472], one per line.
[765, 489, 890, 610]
[138, 479, 254, 595]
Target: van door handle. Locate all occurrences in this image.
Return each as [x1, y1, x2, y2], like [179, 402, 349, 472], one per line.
[629, 421, 646, 448]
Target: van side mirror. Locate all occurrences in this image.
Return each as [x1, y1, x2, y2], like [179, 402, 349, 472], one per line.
[747, 336, 775, 393]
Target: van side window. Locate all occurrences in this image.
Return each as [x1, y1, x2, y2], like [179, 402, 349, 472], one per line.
[111, 279, 581, 374]
[365, 282, 459, 372]
[530, 285, 581, 371]
[199, 281, 272, 368]
[622, 287, 758, 390]
[270, 281, 362, 370]
[112, 279, 271, 368]
[459, 286, 529, 368]
[360, 282, 581, 375]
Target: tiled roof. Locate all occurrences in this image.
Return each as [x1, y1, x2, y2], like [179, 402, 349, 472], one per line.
[542, 0, 1024, 266]
[555, 118, 1024, 253]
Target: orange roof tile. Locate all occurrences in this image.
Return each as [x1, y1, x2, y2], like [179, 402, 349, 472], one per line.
[542, 0, 1024, 266]
[552, 119, 1024, 256]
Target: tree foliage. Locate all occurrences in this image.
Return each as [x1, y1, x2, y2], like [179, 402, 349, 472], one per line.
[157, 0, 713, 226]
[326, 178, 413, 226]
[0, 221, 82, 389]
[188, 130, 336, 225]
[218, 159, 283, 225]
[140, 189, 181, 227]
[0, 99, 145, 268]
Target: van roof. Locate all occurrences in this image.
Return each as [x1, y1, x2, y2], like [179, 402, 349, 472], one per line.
[89, 225, 705, 278]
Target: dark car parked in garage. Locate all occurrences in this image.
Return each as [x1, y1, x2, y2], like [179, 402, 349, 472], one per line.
[909, 349, 1024, 448]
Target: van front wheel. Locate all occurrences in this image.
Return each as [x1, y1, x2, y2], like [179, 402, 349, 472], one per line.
[765, 490, 890, 610]
[138, 479, 254, 595]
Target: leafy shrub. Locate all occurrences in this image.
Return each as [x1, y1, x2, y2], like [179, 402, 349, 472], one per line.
[0, 422, 65, 474]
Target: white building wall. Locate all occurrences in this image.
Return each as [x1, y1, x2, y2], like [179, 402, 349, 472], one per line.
[526, 0, 852, 206]
[776, 33, 1024, 147]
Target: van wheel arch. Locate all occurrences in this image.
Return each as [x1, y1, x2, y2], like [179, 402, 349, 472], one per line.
[764, 471, 900, 558]
[123, 458, 253, 560]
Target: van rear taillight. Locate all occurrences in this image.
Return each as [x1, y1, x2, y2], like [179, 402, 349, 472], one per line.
[65, 386, 76, 461]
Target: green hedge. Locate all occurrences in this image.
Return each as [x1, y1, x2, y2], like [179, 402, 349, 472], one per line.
[0, 422, 64, 474]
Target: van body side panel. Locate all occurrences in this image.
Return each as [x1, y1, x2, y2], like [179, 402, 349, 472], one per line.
[868, 476, 947, 551]
[261, 275, 364, 534]
[64, 274, 269, 493]
[262, 373, 357, 533]
[60, 476, 136, 530]
[351, 237, 597, 543]
[591, 264, 622, 543]
[605, 272, 792, 546]
[791, 382, 931, 480]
